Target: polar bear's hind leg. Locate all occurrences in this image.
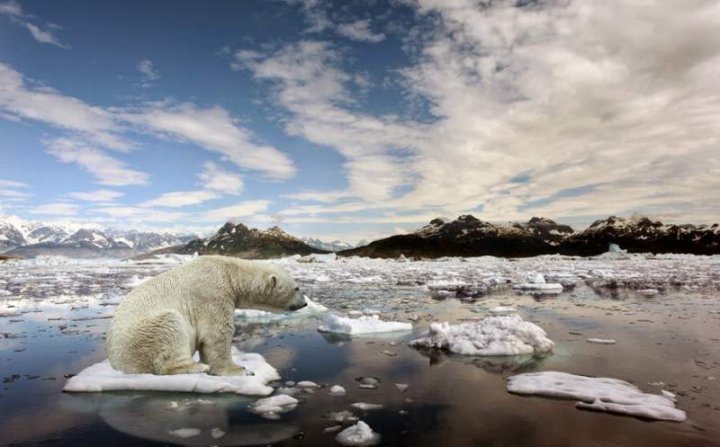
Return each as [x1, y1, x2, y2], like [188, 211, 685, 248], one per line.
[126, 311, 207, 375]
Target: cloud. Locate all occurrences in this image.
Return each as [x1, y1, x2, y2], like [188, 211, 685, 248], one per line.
[122, 102, 296, 179]
[287, 1, 386, 43]
[233, 41, 421, 201]
[23, 22, 70, 49]
[68, 189, 124, 202]
[198, 162, 244, 195]
[199, 200, 272, 223]
[283, 189, 351, 203]
[137, 59, 160, 86]
[142, 190, 219, 208]
[30, 202, 79, 216]
[0, 1, 70, 48]
[0, 63, 130, 150]
[45, 138, 148, 186]
[242, 0, 720, 226]
[336, 19, 386, 43]
[0, 179, 27, 189]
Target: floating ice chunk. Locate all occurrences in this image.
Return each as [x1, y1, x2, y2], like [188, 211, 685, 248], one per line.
[249, 394, 298, 418]
[410, 315, 554, 356]
[351, 402, 384, 411]
[330, 385, 347, 396]
[507, 371, 686, 422]
[297, 380, 319, 388]
[210, 427, 225, 439]
[168, 428, 201, 438]
[126, 275, 151, 288]
[235, 296, 328, 321]
[587, 338, 617, 345]
[512, 282, 563, 292]
[529, 273, 546, 284]
[63, 347, 279, 396]
[395, 383, 409, 392]
[318, 314, 412, 335]
[335, 421, 380, 446]
[324, 410, 358, 423]
[512, 272, 563, 292]
[638, 288, 659, 296]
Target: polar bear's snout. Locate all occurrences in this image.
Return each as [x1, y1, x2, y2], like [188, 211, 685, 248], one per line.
[287, 291, 307, 311]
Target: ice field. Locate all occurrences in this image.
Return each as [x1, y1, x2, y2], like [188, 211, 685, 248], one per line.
[0, 252, 719, 446]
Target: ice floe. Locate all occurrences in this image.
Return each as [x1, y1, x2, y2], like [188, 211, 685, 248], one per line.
[318, 314, 412, 335]
[248, 394, 299, 419]
[63, 347, 279, 396]
[335, 421, 380, 446]
[512, 273, 564, 293]
[330, 385, 347, 395]
[410, 315, 554, 356]
[586, 338, 617, 345]
[235, 296, 328, 321]
[507, 371, 686, 422]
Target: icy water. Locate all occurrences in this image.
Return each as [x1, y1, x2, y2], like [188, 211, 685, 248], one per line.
[1, 253, 719, 446]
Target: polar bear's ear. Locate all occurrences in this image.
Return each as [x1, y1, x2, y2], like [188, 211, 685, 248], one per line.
[269, 274, 277, 290]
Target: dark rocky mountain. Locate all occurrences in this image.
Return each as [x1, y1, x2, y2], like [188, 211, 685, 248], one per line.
[339, 215, 720, 258]
[165, 222, 328, 259]
[340, 215, 571, 258]
[562, 216, 720, 256]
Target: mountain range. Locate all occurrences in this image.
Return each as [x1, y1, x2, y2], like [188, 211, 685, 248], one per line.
[0, 217, 196, 258]
[339, 215, 720, 258]
[3, 214, 718, 260]
[158, 222, 329, 259]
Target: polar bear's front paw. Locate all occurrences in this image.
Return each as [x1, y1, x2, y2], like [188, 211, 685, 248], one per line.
[210, 365, 254, 376]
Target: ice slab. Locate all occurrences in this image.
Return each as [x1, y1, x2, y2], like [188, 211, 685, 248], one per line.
[235, 296, 328, 321]
[248, 394, 298, 419]
[507, 371, 686, 422]
[63, 347, 279, 396]
[318, 314, 412, 335]
[410, 315, 554, 356]
[587, 338, 616, 345]
[336, 421, 380, 446]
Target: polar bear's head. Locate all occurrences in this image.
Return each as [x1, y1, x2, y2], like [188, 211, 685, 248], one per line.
[242, 264, 307, 312]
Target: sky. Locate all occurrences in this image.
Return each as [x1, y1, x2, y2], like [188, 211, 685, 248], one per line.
[1, 0, 718, 243]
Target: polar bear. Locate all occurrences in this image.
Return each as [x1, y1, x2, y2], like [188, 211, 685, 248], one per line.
[106, 255, 306, 376]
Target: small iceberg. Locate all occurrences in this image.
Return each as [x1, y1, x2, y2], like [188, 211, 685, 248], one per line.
[507, 371, 686, 422]
[410, 315, 554, 356]
[335, 421, 380, 446]
[248, 394, 299, 419]
[318, 314, 412, 335]
[63, 347, 279, 396]
[512, 273, 563, 293]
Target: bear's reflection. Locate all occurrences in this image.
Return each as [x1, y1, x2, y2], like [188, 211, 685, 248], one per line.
[64, 393, 299, 446]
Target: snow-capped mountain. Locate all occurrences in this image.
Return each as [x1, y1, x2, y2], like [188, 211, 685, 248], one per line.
[165, 222, 328, 259]
[0, 217, 195, 258]
[340, 214, 720, 258]
[300, 237, 354, 252]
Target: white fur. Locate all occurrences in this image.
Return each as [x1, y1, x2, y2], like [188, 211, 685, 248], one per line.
[106, 256, 305, 376]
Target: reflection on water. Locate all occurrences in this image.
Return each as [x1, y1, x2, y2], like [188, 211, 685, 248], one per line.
[64, 393, 299, 446]
[1, 255, 719, 446]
